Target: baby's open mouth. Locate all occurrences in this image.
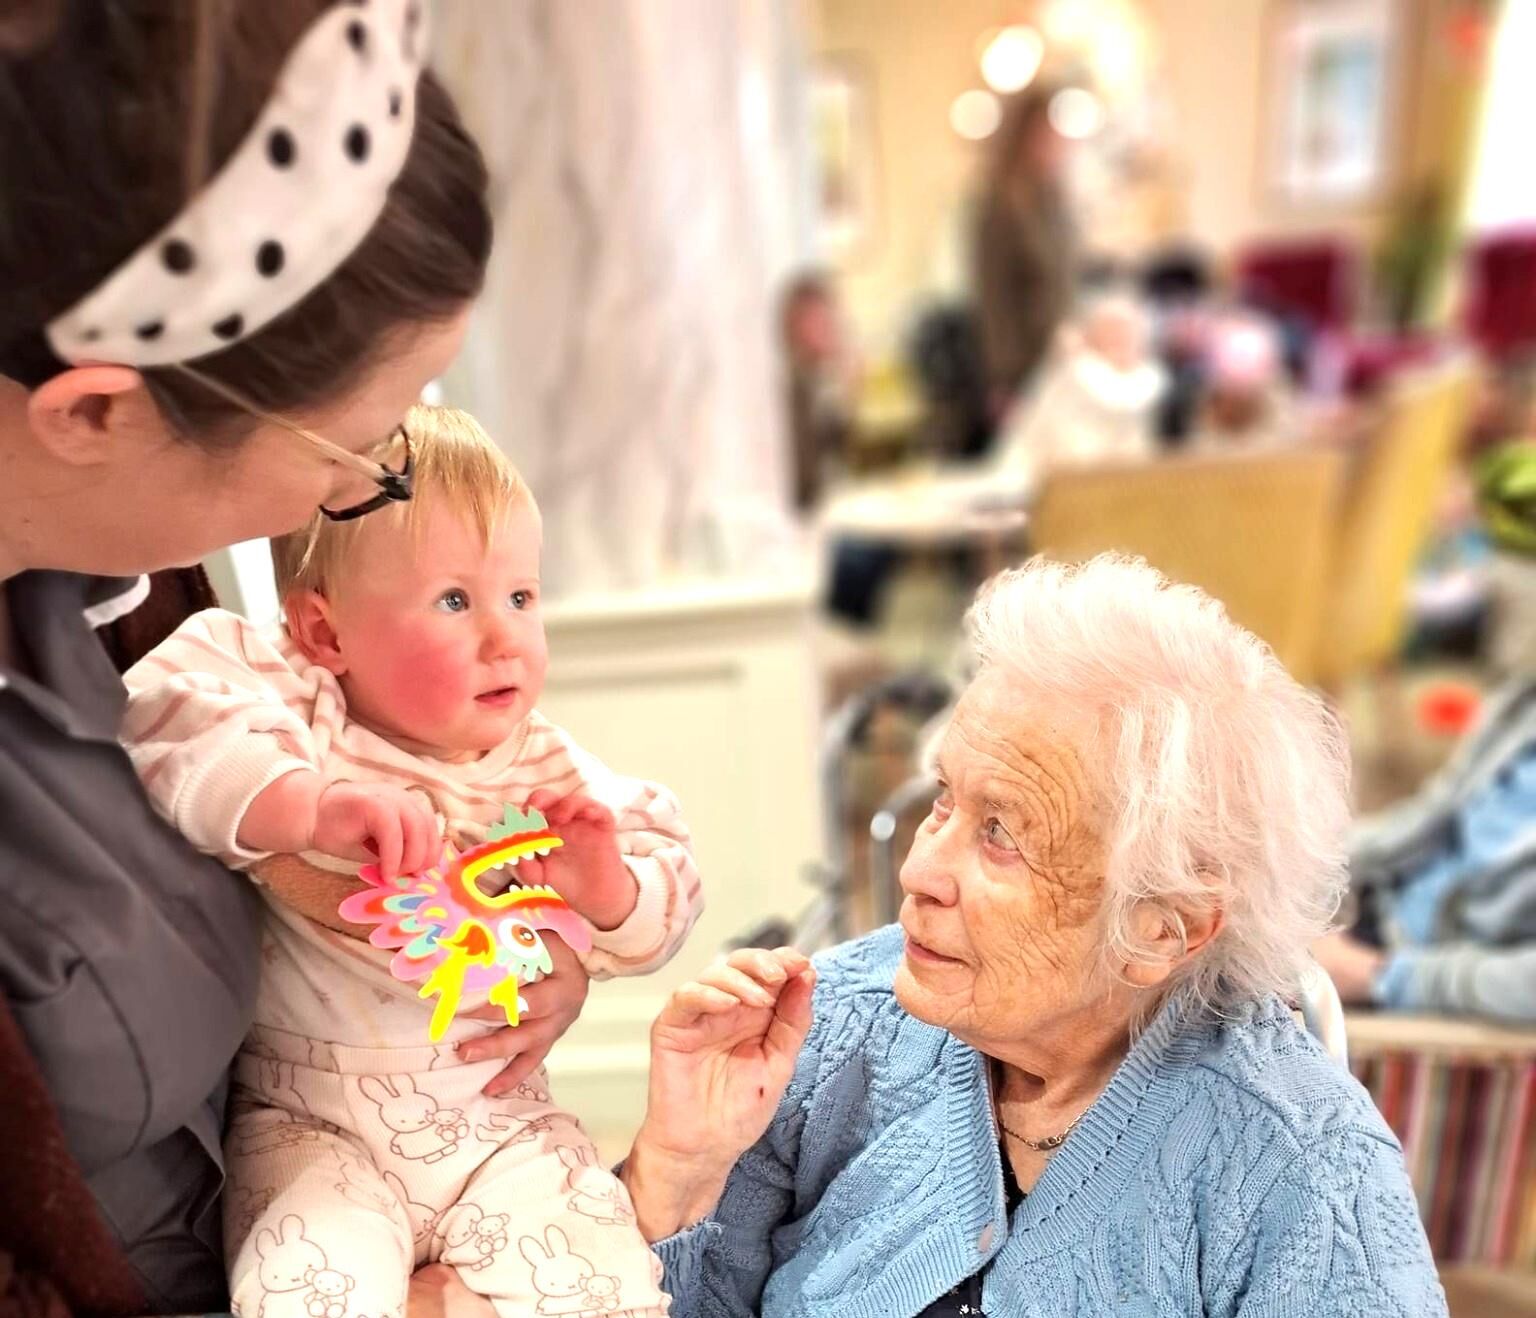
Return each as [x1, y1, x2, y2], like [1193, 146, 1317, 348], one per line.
[475, 686, 520, 706]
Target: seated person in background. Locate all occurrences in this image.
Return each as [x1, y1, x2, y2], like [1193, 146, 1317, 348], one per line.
[1142, 248, 1215, 447]
[1186, 309, 1298, 453]
[988, 291, 1164, 492]
[1315, 679, 1536, 1024]
[780, 270, 857, 511]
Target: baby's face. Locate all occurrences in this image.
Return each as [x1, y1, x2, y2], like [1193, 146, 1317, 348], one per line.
[327, 498, 548, 758]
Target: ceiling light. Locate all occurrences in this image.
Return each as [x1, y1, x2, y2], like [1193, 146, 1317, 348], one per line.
[1049, 87, 1105, 139]
[980, 24, 1045, 95]
[951, 89, 1002, 141]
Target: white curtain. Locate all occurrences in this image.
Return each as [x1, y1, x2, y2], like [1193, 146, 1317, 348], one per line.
[433, 0, 809, 597]
[1464, 0, 1536, 232]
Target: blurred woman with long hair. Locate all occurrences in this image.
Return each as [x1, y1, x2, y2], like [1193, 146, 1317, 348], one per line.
[971, 87, 1081, 411]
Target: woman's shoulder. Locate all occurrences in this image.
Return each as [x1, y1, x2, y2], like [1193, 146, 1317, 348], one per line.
[804, 925, 923, 1042]
[810, 923, 906, 995]
[1121, 1002, 1440, 1313]
[1187, 996, 1393, 1155]
[1174, 1001, 1438, 1305]
[789, 926, 949, 1090]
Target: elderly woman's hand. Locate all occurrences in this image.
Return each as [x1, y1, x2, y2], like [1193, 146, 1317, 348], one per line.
[622, 947, 815, 1242]
[457, 936, 591, 1096]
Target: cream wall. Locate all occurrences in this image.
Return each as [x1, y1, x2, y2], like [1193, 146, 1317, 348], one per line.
[814, 0, 1456, 345]
[810, 0, 1023, 349]
[1146, 0, 1481, 251]
[1140, 0, 1391, 253]
[538, 579, 822, 1159]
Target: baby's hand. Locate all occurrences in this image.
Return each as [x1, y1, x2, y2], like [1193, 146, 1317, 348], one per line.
[311, 781, 442, 880]
[518, 790, 637, 931]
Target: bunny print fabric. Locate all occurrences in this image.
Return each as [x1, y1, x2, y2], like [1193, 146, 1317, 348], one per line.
[225, 1026, 668, 1318]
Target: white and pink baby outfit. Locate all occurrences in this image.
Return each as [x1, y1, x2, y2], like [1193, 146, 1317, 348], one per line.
[122, 610, 703, 1318]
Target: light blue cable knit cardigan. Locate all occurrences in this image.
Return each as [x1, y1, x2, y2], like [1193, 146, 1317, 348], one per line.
[655, 926, 1445, 1317]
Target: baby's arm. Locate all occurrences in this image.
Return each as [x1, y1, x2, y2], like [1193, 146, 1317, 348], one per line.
[122, 609, 324, 866]
[122, 609, 439, 876]
[593, 777, 704, 976]
[526, 746, 704, 979]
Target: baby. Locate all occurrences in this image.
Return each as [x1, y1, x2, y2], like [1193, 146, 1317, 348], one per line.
[121, 405, 701, 1318]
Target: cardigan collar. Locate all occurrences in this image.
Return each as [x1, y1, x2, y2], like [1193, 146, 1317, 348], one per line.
[943, 992, 1236, 1267]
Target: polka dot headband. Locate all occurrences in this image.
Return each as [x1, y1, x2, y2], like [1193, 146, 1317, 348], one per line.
[44, 0, 430, 369]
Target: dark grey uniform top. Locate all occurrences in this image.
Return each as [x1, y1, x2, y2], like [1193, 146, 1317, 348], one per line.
[0, 571, 262, 1311]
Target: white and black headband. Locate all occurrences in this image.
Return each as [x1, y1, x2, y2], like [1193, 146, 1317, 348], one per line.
[44, 0, 430, 370]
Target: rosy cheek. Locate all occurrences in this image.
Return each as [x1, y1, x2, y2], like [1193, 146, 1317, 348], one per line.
[350, 618, 473, 722]
[525, 630, 551, 687]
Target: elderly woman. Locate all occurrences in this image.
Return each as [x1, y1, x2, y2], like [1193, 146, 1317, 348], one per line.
[620, 556, 1444, 1317]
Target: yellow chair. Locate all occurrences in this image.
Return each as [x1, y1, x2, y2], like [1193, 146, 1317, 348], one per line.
[1030, 447, 1347, 684]
[1314, 358, 1477, 690]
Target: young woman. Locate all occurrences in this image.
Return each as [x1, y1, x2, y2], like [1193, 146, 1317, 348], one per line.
[0, 3, 583, 1310]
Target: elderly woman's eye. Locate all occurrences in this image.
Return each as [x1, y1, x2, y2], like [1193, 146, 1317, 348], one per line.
[930, 789, 954, 822]
[985, 818, 1018, 851]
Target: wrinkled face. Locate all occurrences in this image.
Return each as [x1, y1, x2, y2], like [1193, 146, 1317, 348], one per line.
[894, 667, 1112, 1051]
[327, 498, 548, 756]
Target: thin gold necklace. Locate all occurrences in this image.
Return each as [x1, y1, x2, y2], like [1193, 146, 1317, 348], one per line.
[997, 1108, 1087, 1153]
[991, 1058, 1089, 1152]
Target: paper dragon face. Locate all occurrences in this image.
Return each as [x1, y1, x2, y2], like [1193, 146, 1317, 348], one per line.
[337, 805, 593, 1041]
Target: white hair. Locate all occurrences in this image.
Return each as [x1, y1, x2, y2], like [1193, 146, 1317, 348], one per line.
[964, 554, 1349, 1023]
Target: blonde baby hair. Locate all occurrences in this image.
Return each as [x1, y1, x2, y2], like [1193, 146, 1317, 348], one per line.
[271, 403, 532, 601]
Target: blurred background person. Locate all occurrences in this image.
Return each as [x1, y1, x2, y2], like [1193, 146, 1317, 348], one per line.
[780, 270, 858, 511]
[1188, 308, 1299, 452]
[971, 85, 1081, 422]
[988, 290, 1164, 491]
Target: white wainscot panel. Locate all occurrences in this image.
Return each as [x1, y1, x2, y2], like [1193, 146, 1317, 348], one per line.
[536, 578, 821, 1156]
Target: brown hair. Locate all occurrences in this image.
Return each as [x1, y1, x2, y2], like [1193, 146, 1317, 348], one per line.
[0, 0, 492, 443]
[984, 84, 1061, 199]
[271, 403, 533, 600]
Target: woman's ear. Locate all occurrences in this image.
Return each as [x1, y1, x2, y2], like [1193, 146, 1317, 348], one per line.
[26, 366, 150, 467]
[1122, 901, 1224, 990]
[285, 589, 347, 675]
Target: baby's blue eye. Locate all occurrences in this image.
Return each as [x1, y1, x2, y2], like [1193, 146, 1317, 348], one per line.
[510, 590, 532, 611]
[436, 589, 471, 613]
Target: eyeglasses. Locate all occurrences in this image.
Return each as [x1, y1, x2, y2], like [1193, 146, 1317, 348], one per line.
[171, 363, 416, 521]
[321, 427, 414, 521]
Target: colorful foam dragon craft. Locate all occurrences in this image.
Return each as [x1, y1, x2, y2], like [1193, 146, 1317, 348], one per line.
[339, 806, 592, 1042]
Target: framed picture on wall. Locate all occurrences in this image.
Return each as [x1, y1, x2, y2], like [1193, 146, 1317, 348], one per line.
[1265, 0, 1399, 207]
[810, 56, 878, 254]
